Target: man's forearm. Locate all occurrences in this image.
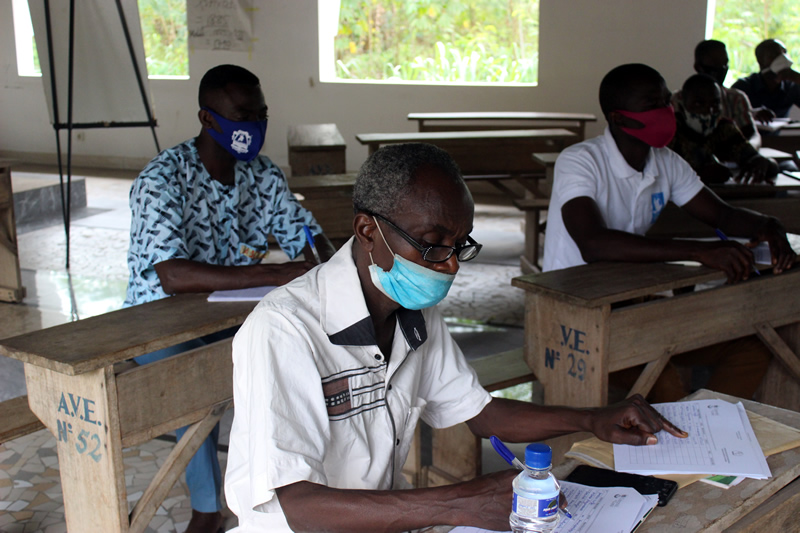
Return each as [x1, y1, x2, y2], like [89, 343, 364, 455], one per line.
[467, 397, 592, 442]
[154, 259, 311, 294]
[276, 477, 513, 533]
[574, 228, 711, 265]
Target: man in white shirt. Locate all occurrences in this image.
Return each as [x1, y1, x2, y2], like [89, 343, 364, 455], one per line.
[544, 63, 795, 402]
[225, 143, 686, 532]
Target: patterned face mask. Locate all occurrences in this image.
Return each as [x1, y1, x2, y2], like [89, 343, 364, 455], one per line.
[684, 107, 722, 137]
[202, 107, 267, 161]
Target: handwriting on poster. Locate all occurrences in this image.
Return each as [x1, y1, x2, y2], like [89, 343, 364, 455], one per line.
[188, 0, 254, 52]
[544, 325, 587, 381]
[55, 391, 103, 462]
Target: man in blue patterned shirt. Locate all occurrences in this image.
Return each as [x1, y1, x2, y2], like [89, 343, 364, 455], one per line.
[124, 64, 334, 532]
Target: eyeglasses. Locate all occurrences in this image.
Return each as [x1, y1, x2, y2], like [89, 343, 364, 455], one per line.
[373, 214, 482, 263]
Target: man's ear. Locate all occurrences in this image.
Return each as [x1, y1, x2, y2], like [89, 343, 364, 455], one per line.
[608, 110, 623, 126]
[353, 212, 377, 252]
[198, 109, 218, 131]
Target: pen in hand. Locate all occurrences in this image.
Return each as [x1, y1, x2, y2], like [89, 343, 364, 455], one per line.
[489, 436, 573, 519]
[303, 225, 322, 264]
[715, 229, 761, 276]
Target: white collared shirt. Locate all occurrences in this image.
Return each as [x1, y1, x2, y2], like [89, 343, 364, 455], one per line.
[542, 127, 704, 272]
[225, 238, 491, 532]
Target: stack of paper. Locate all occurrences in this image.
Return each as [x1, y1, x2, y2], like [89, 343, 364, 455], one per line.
[449, 481, 658, 533]
[207, 285, 276, 302]
[613, 400, 771, 479]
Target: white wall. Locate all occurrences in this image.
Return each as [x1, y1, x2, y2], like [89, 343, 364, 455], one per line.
[0, 0, 708, 172]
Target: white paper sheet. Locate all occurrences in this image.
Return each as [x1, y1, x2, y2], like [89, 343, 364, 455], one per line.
[448, 482, 658, 533]
[207, 285, 276, 302]
[613, 400, 771, 479]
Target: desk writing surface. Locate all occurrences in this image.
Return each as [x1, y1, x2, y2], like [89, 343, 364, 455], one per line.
[356, 128, 576, 144]
[407, 111, 597, 122]
[511, 262, 723, 307]
[552, 390, 800, 533]
[0, 293, 255, 376]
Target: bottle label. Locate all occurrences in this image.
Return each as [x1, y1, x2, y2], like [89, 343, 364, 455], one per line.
[513, 493, 558, 519]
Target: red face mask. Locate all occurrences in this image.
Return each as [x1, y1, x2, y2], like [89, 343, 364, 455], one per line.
[615, 106, 676, 148]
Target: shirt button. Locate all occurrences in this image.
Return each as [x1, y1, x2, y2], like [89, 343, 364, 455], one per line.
[387, 384, 393, 391]
[396, 439, 400, 446]
[374, 354, 382, 361]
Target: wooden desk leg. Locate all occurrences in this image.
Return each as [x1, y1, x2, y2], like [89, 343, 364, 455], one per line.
[523, 294, 610, 407]
[25, 364, 128, 532]
[755, 322, 800, 411]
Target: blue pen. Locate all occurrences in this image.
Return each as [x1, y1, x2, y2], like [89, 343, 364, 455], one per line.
[489, 436, 573, 519]
[303, 225, 321, 264]
[715, 229, 761, 275]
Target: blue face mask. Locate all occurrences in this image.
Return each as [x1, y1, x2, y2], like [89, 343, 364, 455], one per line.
[368, 219, 456, 310]
[202, 107, 267, 162]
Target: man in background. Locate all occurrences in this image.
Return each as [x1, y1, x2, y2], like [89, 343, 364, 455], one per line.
[125, 64, 334, 532]
[544, 63, 794, 403]
[673, 40, 761, 146]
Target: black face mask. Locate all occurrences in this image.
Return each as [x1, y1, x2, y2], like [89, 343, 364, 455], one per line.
[698, 65, 728, 86]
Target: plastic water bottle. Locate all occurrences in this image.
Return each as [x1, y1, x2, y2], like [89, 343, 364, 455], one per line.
[509, 443, 561, 532]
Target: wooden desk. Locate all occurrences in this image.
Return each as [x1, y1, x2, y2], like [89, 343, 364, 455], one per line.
[0, 160, 25, 302]
[0, 294, 255, 532]
[511, 262, 800, 408]
[549, 389, 800, 532]
[287, 123, 346, 176]
[758, 122, 800, 155]
[356, 129, 576, 201]
[407, 111, 597, 140]
[290, 172, 356, 244]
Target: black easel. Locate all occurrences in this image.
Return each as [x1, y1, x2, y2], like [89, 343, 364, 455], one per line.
[41, 0, 160, 269]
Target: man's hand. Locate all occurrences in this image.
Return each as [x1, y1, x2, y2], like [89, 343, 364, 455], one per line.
[754, 218, 796, 273]
[698, 162, 732, 185]
[695, 241, 757, 283]
[753, 107, 776, 124]
[588, 395, 687, 446]
[737, 156, 777, 184]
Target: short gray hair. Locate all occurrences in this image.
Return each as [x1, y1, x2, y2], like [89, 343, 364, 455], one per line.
[353, 143, 464, 217]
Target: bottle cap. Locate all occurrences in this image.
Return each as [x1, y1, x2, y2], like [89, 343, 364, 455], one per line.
[524, 443, 552, 469]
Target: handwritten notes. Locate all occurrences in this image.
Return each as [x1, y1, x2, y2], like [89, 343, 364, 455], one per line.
[187, 0, 254, 52]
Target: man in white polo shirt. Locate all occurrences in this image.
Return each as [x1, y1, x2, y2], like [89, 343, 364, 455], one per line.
[225, 143, 686, 532]
[543, 63, 795, 402]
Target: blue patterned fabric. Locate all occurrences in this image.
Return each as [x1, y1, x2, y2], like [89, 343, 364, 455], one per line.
[125, 138, 322, 306]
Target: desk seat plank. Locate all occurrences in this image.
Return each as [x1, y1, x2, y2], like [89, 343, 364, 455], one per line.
[0, 293, 254, 375]
[0, 395, 45, 443]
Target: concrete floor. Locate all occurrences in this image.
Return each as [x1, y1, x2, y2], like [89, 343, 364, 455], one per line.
[0, 171, 533, 532]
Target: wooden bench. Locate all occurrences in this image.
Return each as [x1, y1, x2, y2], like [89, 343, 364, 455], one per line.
[404, 347, 537, 488]
[0, 395, 45, 444]
[356, 129, 576, 203]
[408, 111, 597, 140]
[514, 198, 550, 273]
[288, 124, 346, 177]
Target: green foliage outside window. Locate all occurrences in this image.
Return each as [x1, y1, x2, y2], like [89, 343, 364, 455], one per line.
[18, 0, 187, 78]
[712, 0, 800, 84]
[334, 0, 539, 84]
[138, 0, 188, 77]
